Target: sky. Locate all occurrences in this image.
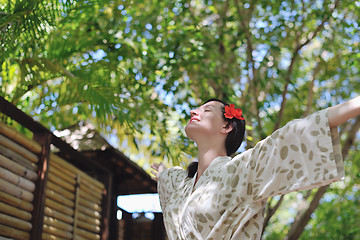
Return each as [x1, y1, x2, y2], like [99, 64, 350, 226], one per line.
[117, 193, 162, 220]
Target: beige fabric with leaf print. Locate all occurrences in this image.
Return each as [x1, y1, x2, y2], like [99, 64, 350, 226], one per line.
[158, 109, 344, 240]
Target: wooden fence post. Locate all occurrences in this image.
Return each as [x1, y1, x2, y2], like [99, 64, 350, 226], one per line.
[100, 172, 114, 240]
[30, 132, 51, 239]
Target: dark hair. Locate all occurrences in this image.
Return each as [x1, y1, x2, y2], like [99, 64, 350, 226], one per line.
[187, 98, 246, 178]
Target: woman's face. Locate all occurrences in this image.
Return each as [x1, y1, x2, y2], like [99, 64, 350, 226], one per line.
[185, 101, 228, 141]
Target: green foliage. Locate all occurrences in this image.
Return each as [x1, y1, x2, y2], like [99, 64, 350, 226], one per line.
[300, 190, 360, 240]
[1, 0, 360, 238]
[300, 147, 360, 240]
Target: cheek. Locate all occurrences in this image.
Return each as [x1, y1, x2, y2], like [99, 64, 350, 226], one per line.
[184, 116, 225, 138]
[212, 117, 227, 129]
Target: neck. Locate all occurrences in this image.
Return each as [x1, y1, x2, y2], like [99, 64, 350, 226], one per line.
[195, 139, 227, 182]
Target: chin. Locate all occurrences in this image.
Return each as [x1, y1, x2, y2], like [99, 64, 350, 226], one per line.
[184, 124, 196, 141]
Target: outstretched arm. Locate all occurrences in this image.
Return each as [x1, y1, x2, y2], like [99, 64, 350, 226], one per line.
[151, 163, 166, 181]
[328, 96, 360, 128]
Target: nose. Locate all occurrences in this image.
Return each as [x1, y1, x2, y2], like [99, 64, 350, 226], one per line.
[190, 108, 199, 117]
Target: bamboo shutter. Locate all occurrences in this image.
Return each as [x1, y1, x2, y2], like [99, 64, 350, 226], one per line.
[43, 154, 104, 239]
[0, 122, 39, 239]
[0, 122, 105, 240]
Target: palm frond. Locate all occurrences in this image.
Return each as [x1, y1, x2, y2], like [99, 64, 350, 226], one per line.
[0, 0, 77, 60]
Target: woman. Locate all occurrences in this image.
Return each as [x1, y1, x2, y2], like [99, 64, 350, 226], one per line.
[151, 96, 360, 240]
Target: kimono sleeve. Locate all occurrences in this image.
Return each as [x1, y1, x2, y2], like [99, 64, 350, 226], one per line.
[232, 108, 345, 202]
[157, 167, 185, 211]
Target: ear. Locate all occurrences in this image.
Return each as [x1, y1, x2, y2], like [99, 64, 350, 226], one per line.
[221, 122, 233, 134]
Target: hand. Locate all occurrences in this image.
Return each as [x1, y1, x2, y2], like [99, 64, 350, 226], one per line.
[151, 162, 166, 181]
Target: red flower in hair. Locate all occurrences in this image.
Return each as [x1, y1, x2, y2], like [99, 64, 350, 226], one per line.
[224, 104, 245, 120]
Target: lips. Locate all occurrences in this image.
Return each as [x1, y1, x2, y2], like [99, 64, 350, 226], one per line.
[190, 117, 200, 122]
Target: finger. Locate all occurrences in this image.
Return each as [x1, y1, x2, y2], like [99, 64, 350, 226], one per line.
[151, 163, 159, 169]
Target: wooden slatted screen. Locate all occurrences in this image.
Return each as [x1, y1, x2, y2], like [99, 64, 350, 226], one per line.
[0, 122, 105, 240]
[43, 154, 104, 239]
[0, 123, 39, 239]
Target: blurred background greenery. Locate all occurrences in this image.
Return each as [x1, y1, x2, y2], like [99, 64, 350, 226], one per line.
[1, 0, 359, 239]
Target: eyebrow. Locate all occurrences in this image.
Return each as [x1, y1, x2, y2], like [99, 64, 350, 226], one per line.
[200, 104, 216, 110]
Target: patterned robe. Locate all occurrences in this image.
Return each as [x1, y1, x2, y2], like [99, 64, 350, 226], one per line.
[158, 109, 345, 240]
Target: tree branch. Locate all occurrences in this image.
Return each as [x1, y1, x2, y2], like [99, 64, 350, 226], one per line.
[233, 0, 265, 138]
[273, 0, 340, 131]
[262, 195, 285, 235]
[303, 59, 322, 117]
